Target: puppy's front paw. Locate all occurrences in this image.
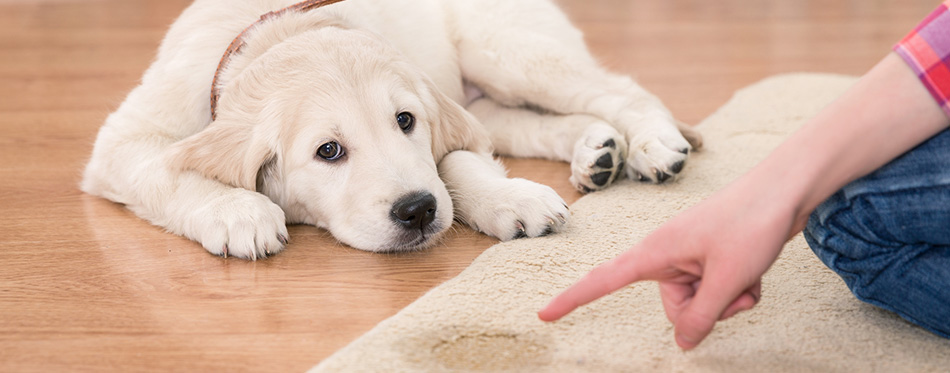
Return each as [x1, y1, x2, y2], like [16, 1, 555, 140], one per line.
[570, 122, 627, 193]
[624, 118, 695, 184]
[465, 179, 569, 240]
[192, 190, 288, 260]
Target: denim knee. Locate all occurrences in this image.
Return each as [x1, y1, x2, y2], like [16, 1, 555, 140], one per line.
[804, 189, 950, 339]
[803, 128, 950, 338]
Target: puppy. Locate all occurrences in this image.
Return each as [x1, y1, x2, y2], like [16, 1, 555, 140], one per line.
[82, 0, 701, 259]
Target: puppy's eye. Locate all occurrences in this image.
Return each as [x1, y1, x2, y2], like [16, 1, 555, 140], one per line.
[396, 111, 415, 133]
[316, 142, 344, 161]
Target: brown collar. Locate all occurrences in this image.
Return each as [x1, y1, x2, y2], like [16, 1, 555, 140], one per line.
[210, 0, 347, 121]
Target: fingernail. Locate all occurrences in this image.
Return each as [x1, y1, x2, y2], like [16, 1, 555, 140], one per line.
[676, 333, 697, 350]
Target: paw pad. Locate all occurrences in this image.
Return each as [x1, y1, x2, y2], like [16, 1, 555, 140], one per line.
[595, 153, 613, 169]
[570, 124, 627, 193]
[591, 171, 612, 187]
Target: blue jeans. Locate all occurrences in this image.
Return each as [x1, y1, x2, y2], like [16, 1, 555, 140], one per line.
[803, 128, 950, 339]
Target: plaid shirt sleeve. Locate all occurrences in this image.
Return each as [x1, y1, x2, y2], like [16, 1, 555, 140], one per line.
[894, 0, 950, 118]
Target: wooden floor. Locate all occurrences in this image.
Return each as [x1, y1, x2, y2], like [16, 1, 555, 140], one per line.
[0, 0, 936, 371]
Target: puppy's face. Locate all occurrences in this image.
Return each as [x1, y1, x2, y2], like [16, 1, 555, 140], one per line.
[171, 28, 489, 252]
[275, 62, 454, 252]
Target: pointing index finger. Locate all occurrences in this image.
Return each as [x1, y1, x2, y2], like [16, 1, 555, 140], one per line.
[538, 244, 662, 321]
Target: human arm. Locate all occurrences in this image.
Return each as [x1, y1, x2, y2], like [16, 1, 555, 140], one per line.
[537, 52, 950, 350]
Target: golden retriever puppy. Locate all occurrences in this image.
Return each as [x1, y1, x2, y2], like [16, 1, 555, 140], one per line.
[82, 0, 700, 259]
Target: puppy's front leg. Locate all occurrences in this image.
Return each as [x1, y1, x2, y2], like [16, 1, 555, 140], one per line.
[167, 173, 289, 260]
[439, 151, 569, 240]
[117, 162, 289, 260]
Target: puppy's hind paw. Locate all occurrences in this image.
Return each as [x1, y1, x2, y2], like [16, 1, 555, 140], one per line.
[570, 122, 627, 193]
[624, 117, 695, 184]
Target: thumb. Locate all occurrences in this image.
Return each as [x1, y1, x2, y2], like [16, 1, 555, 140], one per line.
[672, 269, 746, 350]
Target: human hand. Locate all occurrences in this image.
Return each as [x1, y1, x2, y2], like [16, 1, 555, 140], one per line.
[538, 177, 804, 350]
[539, 52, 950, 350]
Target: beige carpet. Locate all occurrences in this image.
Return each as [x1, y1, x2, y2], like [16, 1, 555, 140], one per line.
[311, 74, 950, 372]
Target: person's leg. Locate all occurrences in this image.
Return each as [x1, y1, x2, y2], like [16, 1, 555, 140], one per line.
[804, 128, 950, 338]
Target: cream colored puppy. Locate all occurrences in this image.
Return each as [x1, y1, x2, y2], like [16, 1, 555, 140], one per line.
[82, 0, 700, 259]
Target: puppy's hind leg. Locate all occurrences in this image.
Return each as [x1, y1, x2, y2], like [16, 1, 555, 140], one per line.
[467, 98, 627, 193]
[452, 0, 702, 184]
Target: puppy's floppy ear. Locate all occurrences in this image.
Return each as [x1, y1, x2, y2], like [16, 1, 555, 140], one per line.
[167, 120, 276, 191]
[428, 89, 494, 161]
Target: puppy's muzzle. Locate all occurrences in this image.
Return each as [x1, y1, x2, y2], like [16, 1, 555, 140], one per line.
[390, 192, 437, 231]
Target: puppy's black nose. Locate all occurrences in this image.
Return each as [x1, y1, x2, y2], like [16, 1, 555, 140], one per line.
[390, 192, 437, 230]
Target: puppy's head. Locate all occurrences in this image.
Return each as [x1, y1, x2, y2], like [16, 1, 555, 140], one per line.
[169, 26, 491, 252]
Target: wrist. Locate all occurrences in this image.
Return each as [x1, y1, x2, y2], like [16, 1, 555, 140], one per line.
[733, 136, 826, 236]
